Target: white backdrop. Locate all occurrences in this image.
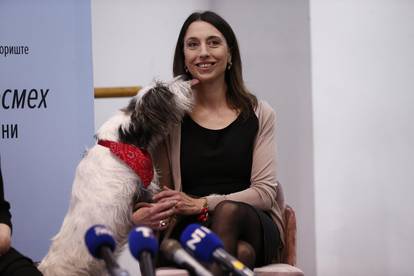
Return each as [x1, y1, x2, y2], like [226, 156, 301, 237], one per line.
[0, 0, 94, 261]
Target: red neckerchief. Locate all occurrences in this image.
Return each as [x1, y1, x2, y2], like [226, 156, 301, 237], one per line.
[97, 140, 153, 188]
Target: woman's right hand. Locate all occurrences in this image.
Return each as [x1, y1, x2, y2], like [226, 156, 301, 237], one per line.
[131, 200, 176, 231]
[153, 186, 206, 216]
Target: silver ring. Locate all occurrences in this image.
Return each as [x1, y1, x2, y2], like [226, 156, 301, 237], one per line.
[159, 220, 167, 227]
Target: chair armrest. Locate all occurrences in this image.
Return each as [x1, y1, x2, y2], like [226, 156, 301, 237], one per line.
[283, 205, 297, 266]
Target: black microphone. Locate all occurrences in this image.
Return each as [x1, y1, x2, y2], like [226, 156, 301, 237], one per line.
[180, 224, 254, 276]
[160, 239, 213, 276]
[128, 226, 158, 276]
[84, 225, 130, 276]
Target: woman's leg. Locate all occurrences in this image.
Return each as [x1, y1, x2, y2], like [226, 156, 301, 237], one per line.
[210, 200, 268, 268]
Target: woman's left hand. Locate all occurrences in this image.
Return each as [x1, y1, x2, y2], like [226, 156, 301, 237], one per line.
[153, 186, 205, 216]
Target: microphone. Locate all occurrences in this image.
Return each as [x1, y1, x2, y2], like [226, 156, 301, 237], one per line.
[128, 226, 158, 276]
[160, 239, 213, 276]
[180, 224, 254, 276]
[84, 225, 130, 276]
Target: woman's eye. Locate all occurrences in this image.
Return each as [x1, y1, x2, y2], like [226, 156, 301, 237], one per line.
[208, 40, 221, 47]
[186, 42, 199, 49]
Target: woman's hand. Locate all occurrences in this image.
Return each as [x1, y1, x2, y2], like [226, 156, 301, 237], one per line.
[131, 200, 176, 231]
[153, 186, 205, 216]
[0, 223, 11, 256]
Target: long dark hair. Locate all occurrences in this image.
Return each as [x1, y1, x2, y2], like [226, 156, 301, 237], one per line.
[173, 11, 257, 116]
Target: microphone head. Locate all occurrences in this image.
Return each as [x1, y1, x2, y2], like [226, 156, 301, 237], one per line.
[160, 239, 182, 261]
[84, 224, 116, 259]
[128, 226, 158, 260]
[180, 223, 223, 263]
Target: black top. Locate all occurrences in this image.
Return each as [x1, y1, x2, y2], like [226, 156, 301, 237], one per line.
[0, 157, 12, 230]
[180, 112, 259, 197]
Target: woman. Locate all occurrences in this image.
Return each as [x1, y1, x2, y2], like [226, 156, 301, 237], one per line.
[133, 11, 284, 270]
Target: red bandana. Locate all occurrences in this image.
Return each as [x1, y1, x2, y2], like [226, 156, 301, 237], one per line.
[98, 140, 154, 188]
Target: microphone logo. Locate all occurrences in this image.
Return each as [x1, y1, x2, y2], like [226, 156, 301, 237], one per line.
[186, 226, 211, 250]
[93, 225, 114, 237]
[133, 226, 154, 238]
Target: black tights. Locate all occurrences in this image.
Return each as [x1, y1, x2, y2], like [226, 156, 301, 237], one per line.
[210, 200, 265, 269]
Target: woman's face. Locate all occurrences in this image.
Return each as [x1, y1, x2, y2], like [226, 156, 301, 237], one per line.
[183, 21, 231, 84]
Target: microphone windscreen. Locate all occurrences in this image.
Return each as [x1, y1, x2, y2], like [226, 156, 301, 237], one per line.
[84, 225, 116, 259]
[128, 226, 158, 259]
[180, 223, 223, 263]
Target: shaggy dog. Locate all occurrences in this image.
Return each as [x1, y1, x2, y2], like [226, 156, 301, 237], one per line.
[38, 76, 194, 276]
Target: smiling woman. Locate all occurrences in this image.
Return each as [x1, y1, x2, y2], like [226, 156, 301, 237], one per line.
[130, 11, 284, 275]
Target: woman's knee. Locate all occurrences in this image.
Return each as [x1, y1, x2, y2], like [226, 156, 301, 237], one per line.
[213, 200, 243, 219]
[211, 201, 251, 234]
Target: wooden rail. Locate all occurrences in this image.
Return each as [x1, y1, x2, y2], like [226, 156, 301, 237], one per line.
[94, 86, 141, 98]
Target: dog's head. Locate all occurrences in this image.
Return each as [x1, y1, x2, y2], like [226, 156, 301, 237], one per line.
[118, 76, 194, 151]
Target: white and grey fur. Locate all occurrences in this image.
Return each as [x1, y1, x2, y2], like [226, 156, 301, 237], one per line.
[38, 76, 193, 276]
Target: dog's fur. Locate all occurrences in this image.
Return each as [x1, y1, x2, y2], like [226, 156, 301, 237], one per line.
[38, 77, 193, 276]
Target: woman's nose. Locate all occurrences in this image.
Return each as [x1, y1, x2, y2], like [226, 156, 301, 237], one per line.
[199, 43, 210, 57]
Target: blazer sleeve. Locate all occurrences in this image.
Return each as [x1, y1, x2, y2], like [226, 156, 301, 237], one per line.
[206, 101, 278, 211]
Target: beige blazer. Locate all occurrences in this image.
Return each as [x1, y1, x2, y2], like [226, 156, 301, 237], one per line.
[153, 100, 285, 245]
